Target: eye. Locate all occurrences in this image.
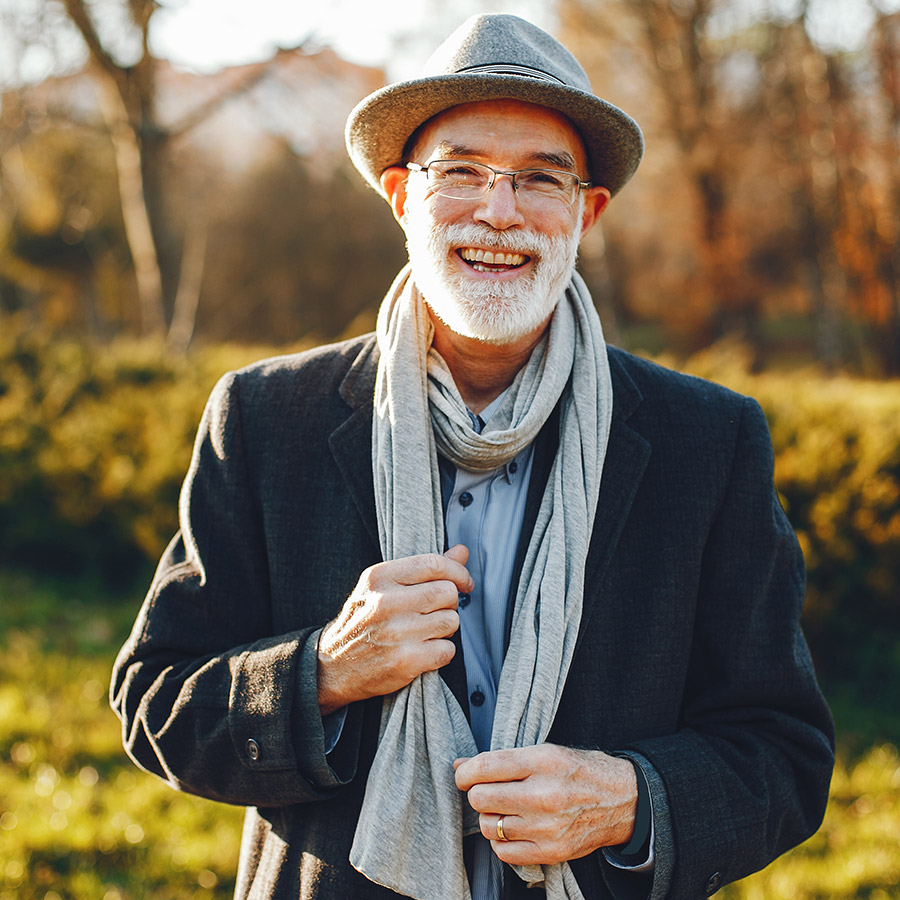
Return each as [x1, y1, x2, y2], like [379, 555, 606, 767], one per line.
[438, 163, 486, 181]
[518, 169, 569, 190]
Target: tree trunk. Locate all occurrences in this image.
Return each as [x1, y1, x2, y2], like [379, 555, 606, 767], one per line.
[97, 80, 166, 336]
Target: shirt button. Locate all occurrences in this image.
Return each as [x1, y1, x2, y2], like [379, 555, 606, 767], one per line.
[458, 491, 473, 507]
[246, 739, 260, 761]
[509, 461, 518, 473]
[470, 691, 485, 707]
[459, 593, 471, 608]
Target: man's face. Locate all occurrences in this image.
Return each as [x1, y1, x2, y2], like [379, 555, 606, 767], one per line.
[394, 99, 608, 346]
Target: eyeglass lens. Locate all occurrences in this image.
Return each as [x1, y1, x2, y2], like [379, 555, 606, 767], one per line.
[423, 161, 580, 205]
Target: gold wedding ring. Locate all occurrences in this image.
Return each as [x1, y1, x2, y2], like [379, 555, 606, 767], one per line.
[496, 816, 508, 842]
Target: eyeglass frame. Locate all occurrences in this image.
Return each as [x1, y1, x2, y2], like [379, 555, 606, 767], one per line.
[405, 159, 592, 206]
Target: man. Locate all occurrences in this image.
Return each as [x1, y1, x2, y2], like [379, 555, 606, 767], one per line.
[111, 14, 834, 900]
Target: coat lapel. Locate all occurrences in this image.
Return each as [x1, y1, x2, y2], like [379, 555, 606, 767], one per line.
[576, 350, 651, 652]
[328, 337, 380, 551]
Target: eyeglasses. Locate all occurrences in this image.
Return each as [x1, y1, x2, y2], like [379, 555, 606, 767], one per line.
[406, 160, 591, 207]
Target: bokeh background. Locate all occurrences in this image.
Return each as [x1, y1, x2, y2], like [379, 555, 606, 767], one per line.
[1, 0, 899, 897]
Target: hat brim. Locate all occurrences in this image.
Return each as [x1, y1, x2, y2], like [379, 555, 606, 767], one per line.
[345, 73, 644, 198]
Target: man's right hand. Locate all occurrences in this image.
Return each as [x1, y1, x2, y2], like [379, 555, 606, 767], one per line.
[316, 544, 473, 715]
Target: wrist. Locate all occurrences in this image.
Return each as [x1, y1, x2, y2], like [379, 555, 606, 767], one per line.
[617, 756, 639, 847]
[617, 760, 650, 856]
[597, 752, 639, 848]
[316, 630, 353, 716]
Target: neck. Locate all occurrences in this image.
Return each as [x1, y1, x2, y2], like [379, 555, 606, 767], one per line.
[429, 310, 550, 414]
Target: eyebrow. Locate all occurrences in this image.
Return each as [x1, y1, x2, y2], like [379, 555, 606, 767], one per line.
[535, 151, 578, 171]
[431, 142, 579, 172]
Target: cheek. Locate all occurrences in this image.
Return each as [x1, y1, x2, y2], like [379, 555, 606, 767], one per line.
[545, 206, 581, 237]
[533, 208, 581, 240]
[428, 197, 472, 227]
[403, 196, 451, 233]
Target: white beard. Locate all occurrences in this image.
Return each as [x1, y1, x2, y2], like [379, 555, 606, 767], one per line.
[402, 197, 584, 345]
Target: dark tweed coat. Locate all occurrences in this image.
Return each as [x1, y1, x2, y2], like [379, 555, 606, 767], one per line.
[111, 335, 834, 900]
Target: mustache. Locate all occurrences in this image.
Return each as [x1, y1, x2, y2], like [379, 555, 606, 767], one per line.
[430, 223, 562, 257]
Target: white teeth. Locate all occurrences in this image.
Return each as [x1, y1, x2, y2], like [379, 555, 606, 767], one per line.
[459, 248, 526, 267]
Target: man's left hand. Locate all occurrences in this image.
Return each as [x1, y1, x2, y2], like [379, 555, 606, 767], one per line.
[454, 745, 638, 866]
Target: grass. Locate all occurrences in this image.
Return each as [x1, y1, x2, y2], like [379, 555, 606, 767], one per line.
[1, 567, 898, 899]
[0, 569, 243, 900]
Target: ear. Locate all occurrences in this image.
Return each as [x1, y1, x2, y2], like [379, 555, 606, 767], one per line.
[380, 166, 410, 223]
[579, 186, 611, 238]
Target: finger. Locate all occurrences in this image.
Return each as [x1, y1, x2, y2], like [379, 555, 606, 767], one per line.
[465, 779, 538, 815]
[444, 543, 469, 566]
[371, 582, 458, 623]
[404, 578, 463, 614]
[480, 813, 523, 842]
[423, 607, 460, 639]
[453, 757, 472, 771]
[455, 748, 537, 790]
[364, 600, 459, 644]
[412, 637, 456, 673]
[390, 552, 474, 593]
[490, 838, 554, 867]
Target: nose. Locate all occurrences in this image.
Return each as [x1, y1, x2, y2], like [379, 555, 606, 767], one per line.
[473, 172, 525, 230]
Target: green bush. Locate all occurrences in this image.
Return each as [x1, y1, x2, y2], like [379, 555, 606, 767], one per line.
[0, 318, 296, 584]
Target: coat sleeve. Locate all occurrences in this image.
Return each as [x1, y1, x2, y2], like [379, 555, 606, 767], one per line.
[624, 397, 835, 898]
[110, 370, 357, 807]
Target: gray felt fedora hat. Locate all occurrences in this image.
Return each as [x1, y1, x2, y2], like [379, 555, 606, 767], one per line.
[345, 13, 643, 197]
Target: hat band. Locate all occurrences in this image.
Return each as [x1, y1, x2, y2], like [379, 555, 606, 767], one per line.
[455, 63, 567, 85]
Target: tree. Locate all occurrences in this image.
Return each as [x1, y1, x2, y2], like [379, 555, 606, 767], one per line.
[559, 0, 900, 371]
[5, 0, 304, 344]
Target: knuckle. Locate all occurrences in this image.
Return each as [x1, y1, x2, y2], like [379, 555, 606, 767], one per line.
[429, 639, 455, 669]
[423, 579, 451, 605]
[466, 784, 484, 809]
[420, 552, 446, 576]
[439, 609, 460, 635]
[533, 784, 558, 814]
[545, 845, 566, 865]
[359, 564, 382, 590]
[384, 651, 413, 682]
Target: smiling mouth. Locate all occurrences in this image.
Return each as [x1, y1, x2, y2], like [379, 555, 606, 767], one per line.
[457, 247, 530, 273]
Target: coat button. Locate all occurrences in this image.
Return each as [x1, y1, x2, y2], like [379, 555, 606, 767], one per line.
[458, 491, 473, 507]
[470, 691, 485, 707]
[459, 593, 471, 608]
[246, 739, 260, 761]
[705, 872, 721, 895]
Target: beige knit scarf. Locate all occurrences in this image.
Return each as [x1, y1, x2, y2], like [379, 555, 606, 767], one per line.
[349, 265, 613, 900]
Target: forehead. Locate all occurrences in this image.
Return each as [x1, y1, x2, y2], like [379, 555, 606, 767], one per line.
[410, 99, 589, 172]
